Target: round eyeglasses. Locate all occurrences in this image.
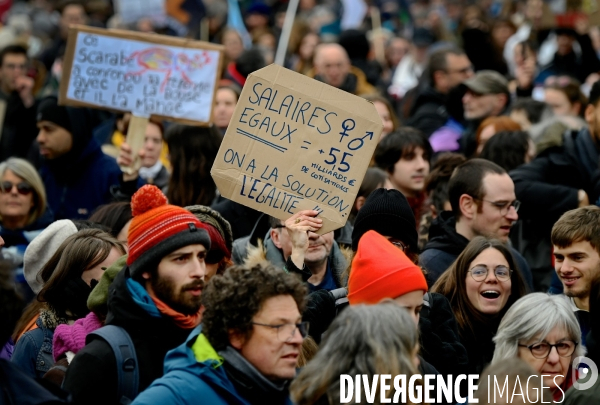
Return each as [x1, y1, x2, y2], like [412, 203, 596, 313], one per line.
[252, 321, 310, 342]
[518, 341, 578, 359]
[468, 265, 512, 282]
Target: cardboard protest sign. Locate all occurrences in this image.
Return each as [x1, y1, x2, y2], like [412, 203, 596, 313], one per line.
[114, 0, 166, 24]
[59, 25, 224, 125]
[211, 64, 383, 234]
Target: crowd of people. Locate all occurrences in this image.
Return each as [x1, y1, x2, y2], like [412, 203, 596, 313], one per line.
[2, 0, 600, 404]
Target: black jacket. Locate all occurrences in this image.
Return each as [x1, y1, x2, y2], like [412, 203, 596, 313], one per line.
[419, 292, 469, 378]
[211, 198, 263, 241]
[510, 128, 600, 291]
[405, 86, 449, 137]
[459, 316, 502, 376]
[0, 359, 71, 405]
[0, 92, 39, 163]
[302, 289, 468, 378]
[420, 212, 534, 290]
[62, 268, 194, 405]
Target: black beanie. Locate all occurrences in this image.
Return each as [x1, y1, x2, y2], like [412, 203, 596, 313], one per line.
[37, 96, 72, 133]
[351, 188, 418, 251]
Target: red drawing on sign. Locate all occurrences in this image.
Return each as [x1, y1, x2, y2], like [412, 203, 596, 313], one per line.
[126, 48, 211, 91]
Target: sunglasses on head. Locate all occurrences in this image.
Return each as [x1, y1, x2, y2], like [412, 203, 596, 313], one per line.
[0, 181, 33, 195]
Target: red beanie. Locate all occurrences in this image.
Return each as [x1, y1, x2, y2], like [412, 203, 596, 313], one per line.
[348, 230, 428, 305]
[127, 185, 211, 278]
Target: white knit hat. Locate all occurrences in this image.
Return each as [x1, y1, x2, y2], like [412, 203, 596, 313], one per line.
[24, 220, 78, 294]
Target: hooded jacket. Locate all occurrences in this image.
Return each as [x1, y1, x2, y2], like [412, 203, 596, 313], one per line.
[510, 127, 600, 291]
[39, 107, 122, 220]
[62, 268, 194, 405]
[420, 211, 533, 289]
[131, 326, 293, 405]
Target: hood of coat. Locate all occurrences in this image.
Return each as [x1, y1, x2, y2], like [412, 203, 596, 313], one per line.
[423, 211, 469, 256]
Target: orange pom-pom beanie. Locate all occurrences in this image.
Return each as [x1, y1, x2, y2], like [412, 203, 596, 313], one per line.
[127, 185, 211, 278]
[348, 230, 427, 305]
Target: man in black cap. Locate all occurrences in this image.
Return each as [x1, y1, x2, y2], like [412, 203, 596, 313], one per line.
[461, 70, 511, 156]
[36, 96, 123, 220]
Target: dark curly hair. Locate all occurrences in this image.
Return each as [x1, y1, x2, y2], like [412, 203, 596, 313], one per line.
[202, 263, 307, 351]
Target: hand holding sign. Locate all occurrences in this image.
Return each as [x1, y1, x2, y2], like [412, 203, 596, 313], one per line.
[211, 64, 383, 234]
[286, 210, 324, 269]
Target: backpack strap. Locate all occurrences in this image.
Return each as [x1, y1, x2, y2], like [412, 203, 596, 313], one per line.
[88, 325, 139, 405]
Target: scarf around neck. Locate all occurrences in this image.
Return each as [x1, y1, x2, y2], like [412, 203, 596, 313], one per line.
[139, 161, 164, 182]
[219, 346, 288, 396]
[126, 278, 201, 329]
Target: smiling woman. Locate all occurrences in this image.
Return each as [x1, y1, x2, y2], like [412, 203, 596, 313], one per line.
[431, 236, 529, 375]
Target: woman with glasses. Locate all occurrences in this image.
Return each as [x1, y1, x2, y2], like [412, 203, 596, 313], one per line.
[493, 293, 584, 401]
[0, 158, 52, 297]
[431, 236, 528, 375]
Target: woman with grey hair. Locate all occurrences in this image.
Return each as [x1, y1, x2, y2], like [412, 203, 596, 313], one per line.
[492, 293, 585, 401]
[290, 303, 420, 405]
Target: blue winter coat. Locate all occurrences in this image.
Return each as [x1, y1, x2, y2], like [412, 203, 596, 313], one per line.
[39, 138, 121, 220]
[132, 326, 293, 405]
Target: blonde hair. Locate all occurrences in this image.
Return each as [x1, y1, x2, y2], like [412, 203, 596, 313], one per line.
[0, 158, 47, 226]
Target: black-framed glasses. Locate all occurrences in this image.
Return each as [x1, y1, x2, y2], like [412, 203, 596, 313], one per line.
[388, 239, 407, 252]
[0, 181, 33, 195]
[518, 341, 578, 359]
[468, 265, 512, 282]
[272, 224, 285, 229]
[473, 198, 520, 216]
[252, 321, 309, 342]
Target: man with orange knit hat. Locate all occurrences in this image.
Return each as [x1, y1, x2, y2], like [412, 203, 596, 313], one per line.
[63, 185, 220, 405]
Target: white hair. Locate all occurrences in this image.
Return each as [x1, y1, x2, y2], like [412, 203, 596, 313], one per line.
[492, 293, 585, 363]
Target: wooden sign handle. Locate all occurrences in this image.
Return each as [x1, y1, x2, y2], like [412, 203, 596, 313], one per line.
[120, 114, 149, 175]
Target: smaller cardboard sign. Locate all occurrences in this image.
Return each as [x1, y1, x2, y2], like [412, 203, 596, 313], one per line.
[211, 64, 383, 234]
[59, 25, 224, 125]
[114, 0, 165, 24]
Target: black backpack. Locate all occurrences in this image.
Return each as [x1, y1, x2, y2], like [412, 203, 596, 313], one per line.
[86, 325, 139, 405]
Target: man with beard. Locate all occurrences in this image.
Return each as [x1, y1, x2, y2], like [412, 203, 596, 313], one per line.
[63, 185, 217, 405]
[132, 262, 307, 405]
[551, 206, 600, 345]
